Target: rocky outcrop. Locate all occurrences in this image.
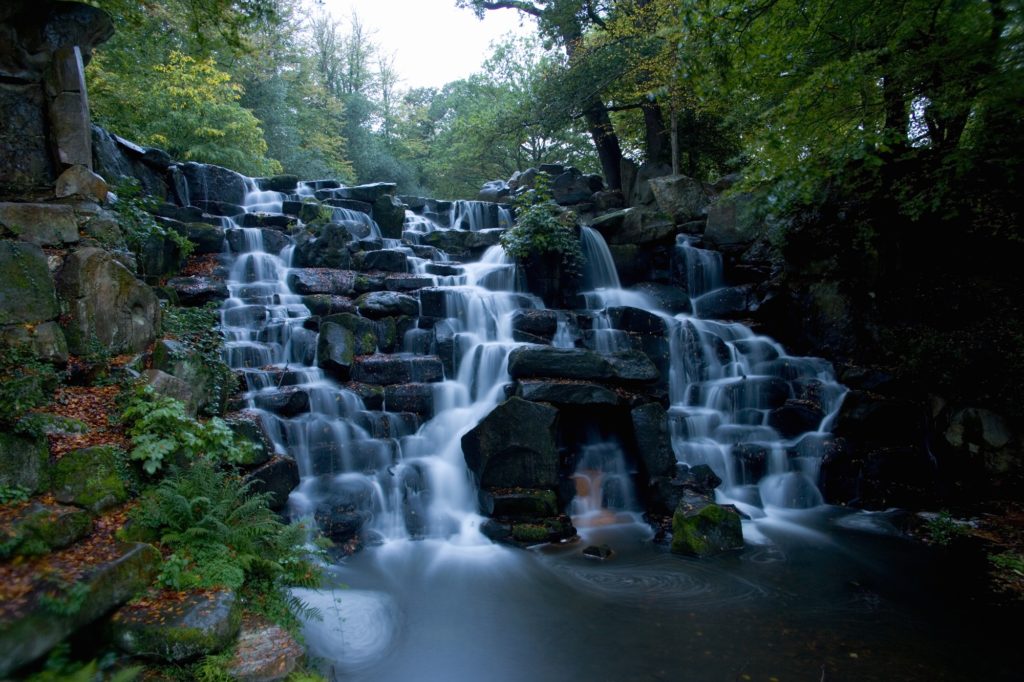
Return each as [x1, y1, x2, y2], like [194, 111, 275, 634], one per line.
[56, 247, 160, 355]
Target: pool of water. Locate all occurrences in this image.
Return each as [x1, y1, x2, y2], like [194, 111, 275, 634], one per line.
[297, 509, 1021, 682]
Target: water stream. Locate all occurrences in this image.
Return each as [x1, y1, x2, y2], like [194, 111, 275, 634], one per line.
[207, 171, 1017, 681]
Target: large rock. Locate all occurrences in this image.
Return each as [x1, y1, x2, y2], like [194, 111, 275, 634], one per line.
[350, 355, 443, 385]
[50, 445, 128, 514]
[551, 168, 594, 205]
[372, 194, 406, 239]
[286, 268, 356, 296]
[704, 192, 758, 251]
[0, 320, 68, 363]
[0, 241, 59, 325]
[516, 381, 619, 406]
[355, 248, 408, 273]
[631, 403, 676, 478]
[0, 431, 50, 494]
[0, 542, 160, 677]
[356, 291, 419, 319]
[55, 164, 107, 202]
[291, 223, 353, 269]
[322, 312, 384, 355]
[56, 247, 160, 355]
[152, 339, 229, 416]
[110, 588, 242, 662]
[0, 503, 92, 558]
[0, 202, 78, 246]
[420, 228, 503, 260]
[244, 456, 299, 511]
[670, 493, 743, 557]
[590, 207, 676, 246]
[628, 161, 674, 207]
[508, 347, 659, 384]
[649, 174, 709, 223]
[462, 397, 559, 488]
[316, 321, 356, 381]
[223, 411, 274, 468]
[142, 369, 195, 416]
[180, 162, 248, 206]
[227, 616, 305, 682]
[384, 383, 435, 417]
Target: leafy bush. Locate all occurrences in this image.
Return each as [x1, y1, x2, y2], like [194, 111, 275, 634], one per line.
[120, 384, 254, 474]
[499, 199, 584, 279]
[126, 460, 321, 624]
[0, 345, 57, 427]
[924, 510, 969, 546]
[111, 179, 194, 262]
[0, 484, 30, 506]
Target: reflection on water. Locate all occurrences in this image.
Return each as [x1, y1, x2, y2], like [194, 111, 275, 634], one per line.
[301, 510, 1021, 682]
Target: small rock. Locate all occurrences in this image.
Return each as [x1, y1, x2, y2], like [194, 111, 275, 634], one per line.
[582, 544, 613, 560]
[227, 616, 305, 682]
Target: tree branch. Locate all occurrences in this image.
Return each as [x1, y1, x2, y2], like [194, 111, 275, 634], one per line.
[477, 1, 544, 18]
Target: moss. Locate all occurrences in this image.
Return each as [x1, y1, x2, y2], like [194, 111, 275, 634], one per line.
[51, 446, 128, 514]
[671, 502, 743, 557]
[511, 523, 550, 543]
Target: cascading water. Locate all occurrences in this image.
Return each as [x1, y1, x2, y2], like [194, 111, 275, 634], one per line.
[197, 171, 1004, 682]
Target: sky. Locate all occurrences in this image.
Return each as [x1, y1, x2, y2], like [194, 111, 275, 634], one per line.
[315, 0, 535, 89]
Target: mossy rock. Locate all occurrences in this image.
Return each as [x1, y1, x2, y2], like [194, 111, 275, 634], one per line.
[671, 494, 744, 557]
[110, 588, 242, 662]
[0, 431, 50, 494]
[0, 241, 59, 326]
[490, 489, 559, 519]
[0, 503, 92, 559]
[511, 523, 550, 543]
[50, 445, 128, 514]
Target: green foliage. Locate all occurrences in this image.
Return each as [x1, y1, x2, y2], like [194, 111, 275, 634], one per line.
[120, 385, 255, 474]
[0, 484, 30, 506]
[0, 345, 57, 427]
[111, 179, 194, 264]
[990, 552, 1024, 576]
[127, 459, 321, 615]
[162, 303, 237, 416]
[924, 510, 969, 546]
[500, 184, 585, 278]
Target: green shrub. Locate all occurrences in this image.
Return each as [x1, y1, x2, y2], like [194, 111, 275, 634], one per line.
[0, 484, 30, 506]
[120, 384, 254, 474]
[499, 201, 584, 279]
[924, 510, 969, 546]
[127, 459, 321, 631]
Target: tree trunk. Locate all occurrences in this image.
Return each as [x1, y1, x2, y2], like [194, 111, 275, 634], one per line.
[643, 100, 671, 166]
[583, 98, 623, 191]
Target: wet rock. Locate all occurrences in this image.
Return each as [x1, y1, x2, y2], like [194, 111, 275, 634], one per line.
[0, 503, 92, 558]
[768, 399, 825, 438]
[718, 377, 791, 411]
[479, 179, 511, 203]
[384, 383, 435, 417]
[694, 286, 751, 319]
[286, 268, 356, 296]
[420, 228, 503, 260]
[590, 207, 676, 247]
[281, 200, 323, 223]
[302, 294, 357, 317]
[516, 381, 619, 406]
[50, 445, 128, 514]
[511, 309, 559, 341]
[254, 387, 310, 417]
[462, 397, 559, 488]
[317, 321, 356, 381]
[606, 306, 668, 335]
[628, 282, 692, 315]
[0, 202, 78, 246]
[649, 174, 709, 223]
[356, 248, 408, 273]
[631, 403, 676, 478]
[671, 492, 743, 557]
[180, 162, 248, 206]
[0, 542, 160, 677]
[0, 241, 59, 325]
[732, 443, 769, 482]
[239, 212, 294, 230]
[224, 411, 274, 468]
[183, 222, 225, 255]
[226, 616, 305, 682]
[356, 291, 418, 319]
[192, 199, 244, 217]
[551, 167, 593, 205]
[350, 355, 444, 385]
[166, 275, 228, 306]
[110, 588, 241, 662]
[508, 347, 658, 384]
[244, 456, 299, 511]
[255, 174, 298, 192]
[292, 223, 353, 269]
[322, 312, 383, 355]
[582, 544, 613, 559]
[372, 194, 407, 239]
[324, 198, 373, 214]
[0, 431, 51, 494]
[418, 287, 449, 318]
[385, 274, 434, 292]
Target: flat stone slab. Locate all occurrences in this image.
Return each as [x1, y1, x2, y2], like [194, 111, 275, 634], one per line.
[286, 268, 357, 296]
[516, 380, 620, 406]
[0, 202, 79, 246]
[350, 354, 444, 385]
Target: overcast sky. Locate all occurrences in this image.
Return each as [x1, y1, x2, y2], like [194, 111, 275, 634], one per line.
[313, 0, 535, 89]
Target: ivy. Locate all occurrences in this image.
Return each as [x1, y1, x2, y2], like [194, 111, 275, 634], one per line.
[0, 345, 57, 427]
[162, 303, 237, 416]
[111, 179, 195, 264]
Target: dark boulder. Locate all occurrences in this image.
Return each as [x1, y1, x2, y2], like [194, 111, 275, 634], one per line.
[166, 275, 228, 306]
[286, 268, 356, 296]
[631, 403, 676, 478]
[316, 321, 355, 381]
[462, 397, 560, 489]
[516, 381, 619, 406]
[356, 291, 418, 319]
[180, 162, 248, 206]
[671, 492, 743, 557]
[350, 355, 444, 385]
